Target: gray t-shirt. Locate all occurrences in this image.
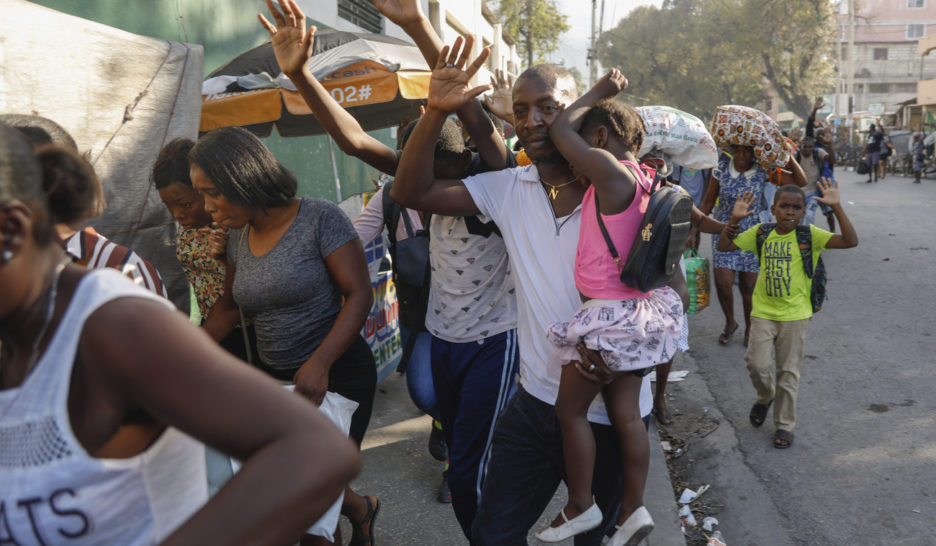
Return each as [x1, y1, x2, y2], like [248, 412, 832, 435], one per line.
[228, 197, 359, 369]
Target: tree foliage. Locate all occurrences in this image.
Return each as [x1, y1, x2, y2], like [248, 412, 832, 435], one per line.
[598, 0, 835, 121]
[496, 0, 571, 68]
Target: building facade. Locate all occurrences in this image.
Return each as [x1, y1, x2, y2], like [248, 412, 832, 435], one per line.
[834, 0, 936, 116]
[31, 0, 518, 202]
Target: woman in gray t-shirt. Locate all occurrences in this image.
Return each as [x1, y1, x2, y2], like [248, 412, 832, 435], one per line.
[190, 126, 379, 545]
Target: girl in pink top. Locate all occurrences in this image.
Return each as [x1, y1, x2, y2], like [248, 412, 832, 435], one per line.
[537, 71, 682, 546]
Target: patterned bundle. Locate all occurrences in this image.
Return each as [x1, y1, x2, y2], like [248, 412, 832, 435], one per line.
[710, 105, 791, 170]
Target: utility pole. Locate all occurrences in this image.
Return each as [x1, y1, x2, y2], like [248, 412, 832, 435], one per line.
[589, 0, 597, 87]
[847, 0, 856, 147]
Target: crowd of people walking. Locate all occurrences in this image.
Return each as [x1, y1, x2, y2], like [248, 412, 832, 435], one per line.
[1, 0, 862, 544]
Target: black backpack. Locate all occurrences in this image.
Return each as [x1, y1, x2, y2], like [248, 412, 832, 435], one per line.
[381, 181, 431, 334]
[754, 224, 826, 313]
[595, 168, 693, 292]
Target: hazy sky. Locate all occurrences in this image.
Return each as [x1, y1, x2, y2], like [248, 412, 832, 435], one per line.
[552, 0, 664, 78]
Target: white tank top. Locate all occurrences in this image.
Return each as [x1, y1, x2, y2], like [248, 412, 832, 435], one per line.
[0, 269, 208, 545]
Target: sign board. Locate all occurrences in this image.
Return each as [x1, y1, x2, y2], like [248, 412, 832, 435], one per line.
[340, 190, 402, 383]
[869, 103, 885, 115]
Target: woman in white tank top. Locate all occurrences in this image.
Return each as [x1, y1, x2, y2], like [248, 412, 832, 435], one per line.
[0, 124, 360, 544]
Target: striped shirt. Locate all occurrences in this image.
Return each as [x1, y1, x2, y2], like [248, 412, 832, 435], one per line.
[66, 227, 168, 298]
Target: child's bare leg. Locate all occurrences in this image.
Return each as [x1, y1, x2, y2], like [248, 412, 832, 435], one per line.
[602, 371, 648, 522]
[739, 271, 758, 346]
[713, 267, 738, 341]
[652, 358, 673, 425]
[552, 362, 605, 524]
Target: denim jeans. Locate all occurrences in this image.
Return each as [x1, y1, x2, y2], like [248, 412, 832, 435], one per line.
[400, 326, 437, 419]
[471, 387, 628, 546]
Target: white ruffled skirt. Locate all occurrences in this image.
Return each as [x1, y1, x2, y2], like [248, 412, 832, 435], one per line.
[547, 287, 683, 373]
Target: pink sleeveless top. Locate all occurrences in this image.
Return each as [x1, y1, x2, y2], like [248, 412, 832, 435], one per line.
[574, 161, 653, 300]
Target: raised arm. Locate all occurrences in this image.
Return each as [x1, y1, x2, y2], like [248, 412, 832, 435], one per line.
[814, 178, 858, 249]
[391, 39, 488, 216]
[716, 191, 756, 252]
[484, 69, 515, 126]
[548, 69, 635, 213]
[805, 97, 822, 138]
[374, 0, 511, 169]
[260, 0, 398, 174]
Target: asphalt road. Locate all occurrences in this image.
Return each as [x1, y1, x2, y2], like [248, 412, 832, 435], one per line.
[678, 167, 936, 545]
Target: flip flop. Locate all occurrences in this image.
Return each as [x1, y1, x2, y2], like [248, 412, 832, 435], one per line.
[774, 429, 794, 449]
[749, 400, 772, 428]
[349, 495, 380, 546]
[718, 324, 739, 345]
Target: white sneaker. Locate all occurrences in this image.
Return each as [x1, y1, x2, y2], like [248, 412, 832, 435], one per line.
[535, 503, 603, 543]
[609, 506, 654, 546]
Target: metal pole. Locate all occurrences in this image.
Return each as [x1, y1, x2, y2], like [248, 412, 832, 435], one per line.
[847, 0, 856, 147]
[589, 0, 597, 87]
[326, 136, 342, 202]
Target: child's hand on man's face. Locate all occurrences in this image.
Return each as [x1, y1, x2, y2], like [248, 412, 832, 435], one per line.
[593, 69, 628, 99]
[815, 178, 840, 207]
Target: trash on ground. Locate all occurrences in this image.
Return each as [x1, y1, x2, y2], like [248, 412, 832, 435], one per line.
[706, 530, 727, 546]
[702, 517, 719, 532]
[646, 369, 689, 382]
[679, 504, 697, 527]
[679, 488, 697, 504]
[661, 440, 673, 452]
[695, 484, 711, 499]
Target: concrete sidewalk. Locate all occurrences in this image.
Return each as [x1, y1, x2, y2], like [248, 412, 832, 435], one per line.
[338, 372, 686, 545]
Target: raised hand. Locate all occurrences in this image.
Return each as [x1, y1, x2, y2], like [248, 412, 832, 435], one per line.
[730, 191, 757, 222]
[591, 68, 628, 100]
[258, 0, 314, 77]
[814, 177, 840, 207]
[813, 96, 825, 112]
[427, 36, 491, 114]
[371, 0, 424, 28]
[484, 69, 514, 123]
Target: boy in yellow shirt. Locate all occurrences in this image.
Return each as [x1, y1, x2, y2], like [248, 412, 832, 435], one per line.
[717, 180, 858, 448]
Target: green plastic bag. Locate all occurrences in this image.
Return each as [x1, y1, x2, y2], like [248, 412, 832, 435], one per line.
[684, 248, 710, 315]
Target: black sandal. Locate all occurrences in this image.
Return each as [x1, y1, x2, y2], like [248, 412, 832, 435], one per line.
[349, 495, 380, 546]
[774, 429, 794, 449]
[749, 400, 772, 428]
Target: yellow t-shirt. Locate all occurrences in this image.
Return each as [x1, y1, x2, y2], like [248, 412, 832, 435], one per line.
[734, 224, 833, 321]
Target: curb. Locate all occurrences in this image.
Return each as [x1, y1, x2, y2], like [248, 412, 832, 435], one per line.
[644, 421, 687, 545]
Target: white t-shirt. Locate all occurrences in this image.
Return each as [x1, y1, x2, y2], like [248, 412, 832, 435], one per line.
[426, 215, 516, 342]
[464, 165, 652, 424]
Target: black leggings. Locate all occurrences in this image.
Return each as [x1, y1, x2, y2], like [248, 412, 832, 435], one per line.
[259, 335, 377, 447]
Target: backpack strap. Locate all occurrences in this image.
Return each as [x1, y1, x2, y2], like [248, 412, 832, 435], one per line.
[794, 225, 815, 278]
[594, 192, 622, 267]
[754, 223, 776, 259]
[382, 182, 401, 248]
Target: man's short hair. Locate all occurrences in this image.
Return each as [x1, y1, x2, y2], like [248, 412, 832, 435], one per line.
[515, 64, 579, 102]
[398, 118, 465, 157]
